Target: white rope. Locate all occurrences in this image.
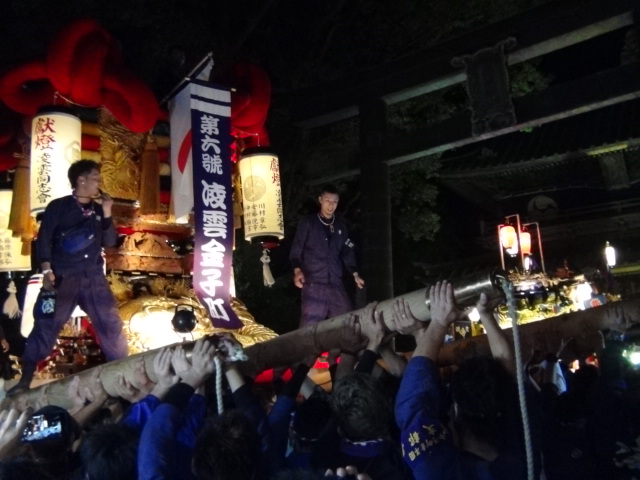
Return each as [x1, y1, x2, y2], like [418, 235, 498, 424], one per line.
[212, 335, 248, 415]
[501, 276, 535, 480]
[213, 355, 224, 415]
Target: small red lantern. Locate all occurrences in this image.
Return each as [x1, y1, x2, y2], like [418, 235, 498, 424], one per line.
[500, 225, 517, 250]
[519, 231, 532, 255]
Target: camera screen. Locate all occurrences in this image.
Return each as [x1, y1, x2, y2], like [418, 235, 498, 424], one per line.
[21, 413, 63, 443]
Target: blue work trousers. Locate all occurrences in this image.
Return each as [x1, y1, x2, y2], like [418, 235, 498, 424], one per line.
[22, 271, 128, 368]
[300, 282, 353, 328]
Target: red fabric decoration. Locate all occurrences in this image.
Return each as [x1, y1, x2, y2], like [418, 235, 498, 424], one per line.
[47, 19, 120, 106]
[0, 19, 159, 133]
[0, 61, 56, 115]
[102, 69, 160, 133]
[81, 134, 101, 151]
[230, 64, 271, 147]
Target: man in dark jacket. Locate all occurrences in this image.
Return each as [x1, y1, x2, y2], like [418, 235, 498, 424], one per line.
[10, 160, 128, 393]
[289, 185, 365, 328]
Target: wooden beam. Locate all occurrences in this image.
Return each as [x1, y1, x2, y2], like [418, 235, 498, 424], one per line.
[285, 0, 634, 127]
[385, 62, 640, 166]
[307, 62, 640, 184]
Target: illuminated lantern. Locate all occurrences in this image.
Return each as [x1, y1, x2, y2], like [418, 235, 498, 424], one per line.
[605, 241, 616, 267]
[30, 106, 81, 215]
[0, 190, 32, 271]
[238, 148, 284, 245]
[499, 225, 517, 251]
[519, 230, 532, 255]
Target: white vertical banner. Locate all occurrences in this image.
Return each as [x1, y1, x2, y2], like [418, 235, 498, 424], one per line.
[169, 59, 213, 223]
[169, 86, 194, 223]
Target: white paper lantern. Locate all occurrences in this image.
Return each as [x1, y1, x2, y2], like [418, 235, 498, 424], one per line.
[0, 190, 32, 272]
[30, 107, 81, 215]
[238, 149, 284, 244]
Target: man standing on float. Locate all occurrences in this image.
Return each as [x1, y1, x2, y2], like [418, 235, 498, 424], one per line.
[289, 185, 365, 328]
[9, 160, 128, 393]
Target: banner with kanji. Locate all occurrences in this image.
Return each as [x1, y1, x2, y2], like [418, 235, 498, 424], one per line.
[189, 80, 241, 329]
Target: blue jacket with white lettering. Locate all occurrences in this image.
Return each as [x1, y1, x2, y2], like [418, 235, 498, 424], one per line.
[289, 213, 358, 286]
[396, 356, 532, 480]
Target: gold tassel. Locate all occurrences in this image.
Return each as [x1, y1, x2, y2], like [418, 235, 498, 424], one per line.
[20, 217, 36, 257]
[8, 154, 30, 238]
[232, 167, 243, 230]
[138, 134, 160, 215]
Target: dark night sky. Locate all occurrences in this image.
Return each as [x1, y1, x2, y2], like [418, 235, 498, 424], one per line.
[1, 1, 635, 268]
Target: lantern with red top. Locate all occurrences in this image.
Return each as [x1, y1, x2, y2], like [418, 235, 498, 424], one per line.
[498, 214, 546, 274]
[238, 147, 284, 287]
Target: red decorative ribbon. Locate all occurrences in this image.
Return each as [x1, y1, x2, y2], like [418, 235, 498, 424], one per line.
[0, 19, 159, 133]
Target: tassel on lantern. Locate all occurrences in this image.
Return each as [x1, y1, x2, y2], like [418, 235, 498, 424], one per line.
[3, 281, 21, 319]
[8, 154, 30, 238]
[261, 249, 275, 287]
[138, 134, 160, 215]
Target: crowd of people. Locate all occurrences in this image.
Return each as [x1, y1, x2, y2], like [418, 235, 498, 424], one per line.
[0, 279, 638, 479]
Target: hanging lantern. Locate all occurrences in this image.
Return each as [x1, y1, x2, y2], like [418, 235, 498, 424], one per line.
[238, 148, 284, 246]
[605, 241, 616, 267]
[519, 230, 532, 255]
[0, 190, 32, 272]
[30, 106, 81, 215]
[499, 225, 517, 251]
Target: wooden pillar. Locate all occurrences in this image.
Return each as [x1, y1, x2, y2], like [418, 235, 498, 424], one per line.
[359, 97, 393, 303]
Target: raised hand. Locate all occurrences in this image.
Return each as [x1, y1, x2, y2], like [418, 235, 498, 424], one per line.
[172, 339, 216, 389]
[82, 366, 108, 404]
[391, 298, 425, 337]
[429, 281, 460, 328]
[325, 465, 372, 479]
[150, 347, 179, 399]
[130, 358, 154, 397]
[358, 302, 386, 352]
[67, 375, 87, 414]
[113, 373, 144, 403]
[0, 407, 32, 459]
[340, 314, 366, 354]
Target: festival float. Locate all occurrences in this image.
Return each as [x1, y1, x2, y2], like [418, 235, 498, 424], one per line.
[0, 19, 280, 391]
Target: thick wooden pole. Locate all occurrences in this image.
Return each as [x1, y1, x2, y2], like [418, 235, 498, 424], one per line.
[5, 294, 639, 411]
